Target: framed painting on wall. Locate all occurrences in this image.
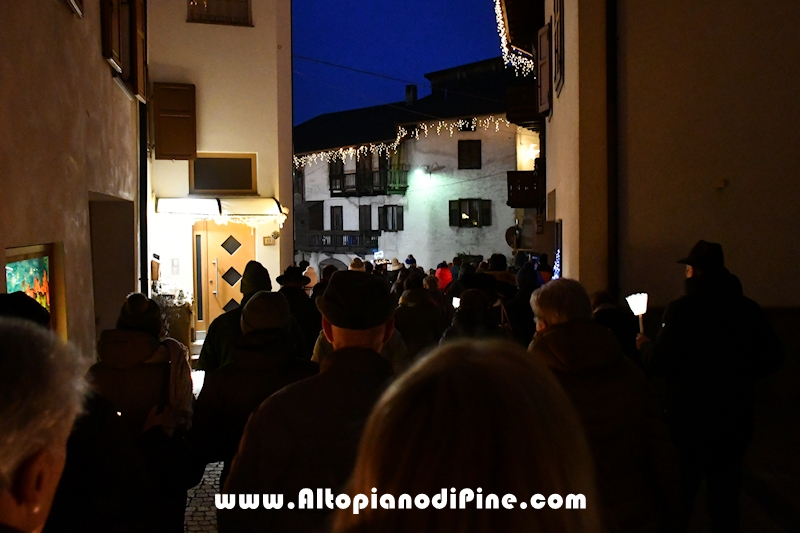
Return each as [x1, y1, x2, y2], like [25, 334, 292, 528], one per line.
[5, 244, 55, 324]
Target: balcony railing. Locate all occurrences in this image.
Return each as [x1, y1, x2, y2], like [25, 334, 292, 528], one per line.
[330, 169, 409, 197]
[296, 230, 381, 254]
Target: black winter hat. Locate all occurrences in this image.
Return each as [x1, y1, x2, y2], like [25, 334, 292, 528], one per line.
[277, 266, 311, 286]
[677, 240, 724, 272]
[241, 261, 272, 295]
[316, 271, 397, 330]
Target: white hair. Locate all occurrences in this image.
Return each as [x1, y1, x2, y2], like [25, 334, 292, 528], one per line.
[530, 278, 593, 326]
[0, 318, 90, 490]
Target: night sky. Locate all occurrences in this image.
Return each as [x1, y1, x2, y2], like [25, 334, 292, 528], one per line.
[292, 0, 502, 125]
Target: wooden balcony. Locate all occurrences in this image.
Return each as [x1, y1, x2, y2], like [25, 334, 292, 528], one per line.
[329, 169, 409, 197]
[296, 230, 381, 254]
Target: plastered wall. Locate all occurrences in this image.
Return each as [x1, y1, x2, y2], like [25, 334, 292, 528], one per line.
[617, 0, 800, 307]
[0, 2, 139, 354]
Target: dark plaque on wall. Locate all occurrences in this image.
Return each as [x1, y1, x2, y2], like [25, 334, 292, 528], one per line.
[553, 0, 565, 96]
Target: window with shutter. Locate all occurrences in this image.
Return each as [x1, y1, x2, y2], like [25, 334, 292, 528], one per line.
[330, 206, 344, 231]
[154, 83, 197, 160]
[132, 0, 147, 102]
[481, 200, 492, 226]
[449, 200, 460, 227]
[449, 199, 492, 228]
[396, 206, 404, 231]
[187, 0, 252, 27]
[359, 205, 372, 231]
[458, 140, 482, 169]
[308, 203, 323, 231]
[378, 206, 386, 231]
[101, 0, 123, 73]
[537, 24, 552, 114]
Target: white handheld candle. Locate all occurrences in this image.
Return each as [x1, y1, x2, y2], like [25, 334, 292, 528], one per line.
[625, 293, 649, 333]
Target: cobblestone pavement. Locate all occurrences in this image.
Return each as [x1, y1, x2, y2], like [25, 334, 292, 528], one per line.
[185, 462, 221, 533]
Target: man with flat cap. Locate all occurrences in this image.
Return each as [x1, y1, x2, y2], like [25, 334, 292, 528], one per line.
[218, 271, 397, 533]
[638, 240, 783, 532]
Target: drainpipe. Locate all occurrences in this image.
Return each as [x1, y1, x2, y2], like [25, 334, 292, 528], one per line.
[139, 101, 149, 294]
[606, 0, 620, 299]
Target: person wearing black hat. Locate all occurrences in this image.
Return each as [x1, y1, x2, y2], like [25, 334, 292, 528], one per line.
[277, 266, 322, 357]
[197, 260, 273, 371]
[219, 272, 396, 533]
[638, 240, 784, 532]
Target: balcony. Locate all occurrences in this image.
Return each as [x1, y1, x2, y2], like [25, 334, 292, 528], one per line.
[329, 169, 409, 197]
[296, 230, 381, 254]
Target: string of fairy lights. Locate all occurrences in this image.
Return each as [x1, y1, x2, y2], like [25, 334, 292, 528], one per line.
[293, 115, 518, 168]
[493, 0, 536, 76]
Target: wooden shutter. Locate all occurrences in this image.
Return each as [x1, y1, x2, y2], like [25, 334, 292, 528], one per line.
[154, 83, 197, 160]
[537, 24, 552, 114]
[396, 206, 404, 231]
[359, 205, 372, 231]
[330, 206, 343, 231]
[481, 200, 492, 227]
[131, 0, 147, 102]
[101, 0, 123, 73]
[308, 203, 323, 231]
[449, 200, 459, 227]
[378, 206, 386, 230]
[458, 140, 482, 169]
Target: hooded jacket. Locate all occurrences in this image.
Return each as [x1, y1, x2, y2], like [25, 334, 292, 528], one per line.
[531, 321, 681, 533]
[191, 328, 318, 485]
[394, 288, 447, 358]
[91, 329, 193, 438]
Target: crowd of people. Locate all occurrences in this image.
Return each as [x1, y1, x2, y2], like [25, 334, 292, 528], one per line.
[0, 240, 784, 533]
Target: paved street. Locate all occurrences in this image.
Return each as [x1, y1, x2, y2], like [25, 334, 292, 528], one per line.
[185, 463, 221, 533]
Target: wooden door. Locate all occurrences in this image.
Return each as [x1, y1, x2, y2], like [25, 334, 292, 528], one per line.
[192, 220, 256, 332]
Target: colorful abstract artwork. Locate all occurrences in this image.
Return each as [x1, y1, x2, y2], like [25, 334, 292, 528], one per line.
[5, 256, 51, 312]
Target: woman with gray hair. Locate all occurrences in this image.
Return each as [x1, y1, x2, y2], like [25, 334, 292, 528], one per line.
[0, 318, 90, 533]
[528, 278, 682, 532]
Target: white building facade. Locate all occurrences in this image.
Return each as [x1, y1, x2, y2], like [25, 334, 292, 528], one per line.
[296, 116, 540, 272]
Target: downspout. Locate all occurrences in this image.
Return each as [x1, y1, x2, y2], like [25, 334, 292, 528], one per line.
[139, 101, 149, 294]
[606, 0, 619, 298]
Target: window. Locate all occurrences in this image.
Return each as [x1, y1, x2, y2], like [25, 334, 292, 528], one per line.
[458, 140, 482, 169]
[188, 0, 252, 27]
[449, 199, 492, 228]
[308, 202, 323, 231]
[330, 206, 343, 231]
[101, 0, 147, 102]
[293, 166, 305, 202]
[359, 205, 372, 231]
[190, 153, 256, 194]
[378, 206, 404, 232]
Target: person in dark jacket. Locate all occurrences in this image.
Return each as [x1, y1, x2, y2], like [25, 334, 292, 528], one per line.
[197, 260, 273, 371]
[190, 291, 318, 487]
[89, 294, 194, 532]
[638, 240, 784, 532]
[277, 266, 323, 358]
[591, 290, 641, 366]
[218, 271, 397, 533]
[503, 261, 540, 347]
[394, 274, 447, 358]
[529, 279, 682, 533]
[440, 289, 508, 344]
[310, 264, 339, 301]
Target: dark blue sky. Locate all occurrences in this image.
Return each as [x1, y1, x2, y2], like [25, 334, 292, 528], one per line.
[292, 0, 502, 125]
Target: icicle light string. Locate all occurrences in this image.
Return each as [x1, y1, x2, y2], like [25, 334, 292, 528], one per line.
[293, 116, 517, 168]
[493, 0, 537, 77]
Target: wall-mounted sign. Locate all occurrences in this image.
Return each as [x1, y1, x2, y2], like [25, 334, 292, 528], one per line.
[263, 236, 275, 246]
[374, 250, 385, 259]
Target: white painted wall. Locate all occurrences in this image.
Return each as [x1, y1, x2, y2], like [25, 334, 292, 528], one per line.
[300, 116, 521, 273]
[147, 0, 292, 296]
